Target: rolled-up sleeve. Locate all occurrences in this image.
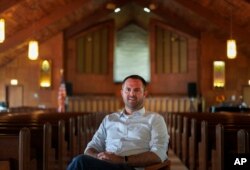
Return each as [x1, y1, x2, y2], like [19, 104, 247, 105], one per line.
[149, 114, 169, 162]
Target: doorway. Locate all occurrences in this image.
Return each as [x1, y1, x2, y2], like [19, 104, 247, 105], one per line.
[5, 85, 23, 108]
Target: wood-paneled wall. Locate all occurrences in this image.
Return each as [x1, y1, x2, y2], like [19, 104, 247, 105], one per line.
[0, 18, 249, 110]
[65, 19, 198, 96]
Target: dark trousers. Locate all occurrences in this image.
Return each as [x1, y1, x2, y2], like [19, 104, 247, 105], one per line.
[67, 154, 135, 170]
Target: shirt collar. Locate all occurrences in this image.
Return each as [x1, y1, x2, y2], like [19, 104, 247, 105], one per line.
[119, 107, 145, 118]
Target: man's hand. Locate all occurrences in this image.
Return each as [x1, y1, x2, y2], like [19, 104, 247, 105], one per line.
[97, 152, 124, 164]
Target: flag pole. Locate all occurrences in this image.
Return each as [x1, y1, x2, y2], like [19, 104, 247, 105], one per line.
[58, 69, 66, 112]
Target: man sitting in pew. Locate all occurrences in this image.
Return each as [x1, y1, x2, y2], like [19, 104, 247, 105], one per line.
[67, 75, 170, 170]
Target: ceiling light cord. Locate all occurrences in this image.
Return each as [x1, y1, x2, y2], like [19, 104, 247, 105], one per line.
[230, 6, 233, 39]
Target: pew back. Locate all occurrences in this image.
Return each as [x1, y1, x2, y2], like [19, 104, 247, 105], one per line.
[165, 111, 250, 170]
[0, 127, 36, 170]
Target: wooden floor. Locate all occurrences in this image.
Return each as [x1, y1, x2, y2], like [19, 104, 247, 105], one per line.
[168, 149, 188, 170]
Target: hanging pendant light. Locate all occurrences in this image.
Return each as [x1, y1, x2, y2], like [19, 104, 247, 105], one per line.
[28, 1, 39, 60]
[227, 39, 237, 59]
[28, 40, 39, 60]
[0, 18, 5, 43]
[227, 6, 237, 59]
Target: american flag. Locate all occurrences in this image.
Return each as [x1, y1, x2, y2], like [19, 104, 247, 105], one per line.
[57, 70, 66, 112]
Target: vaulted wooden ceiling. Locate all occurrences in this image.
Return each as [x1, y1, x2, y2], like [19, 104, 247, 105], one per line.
[0, 0, 250, 67]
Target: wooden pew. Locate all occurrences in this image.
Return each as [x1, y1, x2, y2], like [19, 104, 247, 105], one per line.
[0, 127, 36, 170]
[0, 111, 107, 170]
[69, 117, 78, 157]
[43, 120, 70, 170]
[0, 110, 171, 170]
[43, 114, 105, 170]
[8, 106, 57, 113]
[181, 116, 189, 165]
[199, 120, 250, 170]
[188, 118, 197, 170]
[43, 122, 56, 170]
[198, 121, 210, 170]
[58, 120, 69, 170]
[169, 112, 250, 153]
[166, 111, 250, 170]
[0, 111, 88, 167]
[211, 124, 223, 170]
[237, 129, 249, 153]
[211, 124, 250, 170]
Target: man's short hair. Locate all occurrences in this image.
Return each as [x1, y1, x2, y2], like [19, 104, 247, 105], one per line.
[122, 75, 147, 89]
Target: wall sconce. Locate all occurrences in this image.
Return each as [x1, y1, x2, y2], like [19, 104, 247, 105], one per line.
[28, 40, 39, 60]
[213, 61, 225, 88]
[40, 59, 52, 88]
[0, 18, 5, 43]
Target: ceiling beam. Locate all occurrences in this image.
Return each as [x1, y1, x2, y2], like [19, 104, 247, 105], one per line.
[133, 0, 200, 38]
[0, 0, 90, 52]
[0, 0, 24, 13]
[64, 0, 130, 38]
[173, 0, 250, 43]
[244, 0, 250, 3]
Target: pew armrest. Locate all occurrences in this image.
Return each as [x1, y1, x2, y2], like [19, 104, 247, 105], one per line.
[144, 159, 171, 170]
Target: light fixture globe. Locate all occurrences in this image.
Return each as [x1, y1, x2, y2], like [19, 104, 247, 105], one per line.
[227, 39, 237, 59]
[28, 40, 39, 60]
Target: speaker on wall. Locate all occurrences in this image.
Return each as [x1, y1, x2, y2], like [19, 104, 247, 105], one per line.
[187, 82, 197, 98]
[65, 82, 73, 96]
